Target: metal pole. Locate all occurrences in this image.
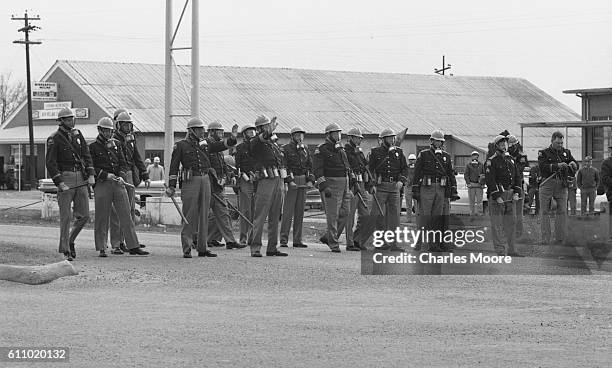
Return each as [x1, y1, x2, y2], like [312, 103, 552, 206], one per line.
[191, 0, 199, 118]
[164, 0, 174, 182]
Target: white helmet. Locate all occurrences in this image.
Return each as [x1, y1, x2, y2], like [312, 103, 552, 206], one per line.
[408, 153, 417, 160]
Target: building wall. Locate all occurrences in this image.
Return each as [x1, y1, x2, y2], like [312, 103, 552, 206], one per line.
[6, 67, 107, 131]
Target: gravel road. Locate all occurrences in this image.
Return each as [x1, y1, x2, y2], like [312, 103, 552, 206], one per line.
[0, 224, 610, 367]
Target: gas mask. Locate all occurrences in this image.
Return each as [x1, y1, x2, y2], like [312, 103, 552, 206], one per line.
[60, 117, 75, 130]
[105, 138, 117, 150]
[119, 121, 133, 135]
[189, 127, 206, 142]
[292, 132, 305, 145]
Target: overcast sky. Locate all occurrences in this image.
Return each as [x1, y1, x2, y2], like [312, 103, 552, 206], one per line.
[2, 0, 611, 114]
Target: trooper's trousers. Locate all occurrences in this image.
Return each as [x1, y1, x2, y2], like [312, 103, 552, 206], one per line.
[110, 170, 136, 248]
[250, 176, 283, 254]
[280, 174, 308, 246]
[539, 177, 568, 243]
[238, 179, 255, 244]
[208, 188, 237, 244]
[322, 176, 352, 251]
[180, 174, 212, 254]
[56, 171, 90, 254]
[94, 179, 140, 251]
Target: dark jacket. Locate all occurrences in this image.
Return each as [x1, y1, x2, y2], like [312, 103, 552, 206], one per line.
[282, 141, 312, 176]
[464, 161, 484, 186]
[485, 151, 522, 200]
[46, 127, 94, 185]
[368, 146, 409, 184]
[249, 134, 284, 170]
[168, 137, 231, 188]
[313, 139, 351, 179]
[235, 140, 257, 174]
[601, 157, 612, 200]
[113, 131, 149, 181]
[88, 136, 128, 181]
[538, 145, 578, 180]
[412, 147, 457, 196]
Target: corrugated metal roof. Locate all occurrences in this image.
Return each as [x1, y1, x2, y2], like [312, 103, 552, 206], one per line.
[52, 60, 581, 155]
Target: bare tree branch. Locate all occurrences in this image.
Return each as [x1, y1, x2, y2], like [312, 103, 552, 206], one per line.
[0, 72, 26, 123]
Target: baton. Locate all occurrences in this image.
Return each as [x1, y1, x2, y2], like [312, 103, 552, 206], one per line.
[212, 192, 254, 227]
[538, 173, 559, 188]
[163, 184, 189, 225]
[356, 191, 369, 211]
[372, 191, 384, 214]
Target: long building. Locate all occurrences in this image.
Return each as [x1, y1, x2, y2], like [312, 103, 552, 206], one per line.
[0, 60, 581, 186]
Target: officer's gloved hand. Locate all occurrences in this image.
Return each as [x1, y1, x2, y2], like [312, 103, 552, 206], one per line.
[323, 187, 332, 198]
[306, 181, 314, 188]
[165, 186, 175, 197]
[87, 175, 96, 186]
[558, 162, 568, 169]
[58, 182, 70, 192]
[512, 193, 520, 201]
[106, 173, 117, 181]
[145, 179, 151, 188]
[496, 197, 504, 204]
[369, 186, 377, 195]
[396, 181, 403, 191]
[569, 161, 577, 171]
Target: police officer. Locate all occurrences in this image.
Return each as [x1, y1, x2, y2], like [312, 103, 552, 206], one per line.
[368, 129, 409, 251]
[313, 123, 353, 253]
[335, 127, 371, 251]
[248, 115, 287, 257]
[280, 126, 314, 248]
[89, 117, 149, 257]
[109, 110, 150, 254]
[206, 120, 242, 249]
[538, 131, 578, 245]
[508, 135, 529, 237]
[165, 117, 237, 258]
[45, 107, 96, 261]
[235, 124, 257, 247]
[485, 135, 523, 256]
[412, 130, 458, 252]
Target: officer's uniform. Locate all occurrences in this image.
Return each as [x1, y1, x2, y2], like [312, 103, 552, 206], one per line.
[485, 151, 522, 255]
[206, 137, 238, 246]
[313, 139, 353, 251]
[109, 130, 149, 249]
[89, 136, 141, 251]
[235, 139, 257, 245]
[567, 176, 577, 216]
[509, 146, 529, 235]
[280, 141, 313, 247]
[369, 145, 408, 241]
[249, 131, 285, 254]
[412, 147, 457, 251]
[335, 141, 372, 248]
[526, 166, 541, 215]
[46, 126, 94, 255]
[168, 136, 232, 255]
[538, 145, 577, 243]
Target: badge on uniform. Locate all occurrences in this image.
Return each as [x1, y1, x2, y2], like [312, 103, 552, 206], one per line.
[443, 156, 447, 161]
[563, 152, 567, 157]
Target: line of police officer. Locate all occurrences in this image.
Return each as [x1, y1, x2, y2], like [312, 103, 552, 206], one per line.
[46, 108, 149, 260]
[48, 109, 575, 259]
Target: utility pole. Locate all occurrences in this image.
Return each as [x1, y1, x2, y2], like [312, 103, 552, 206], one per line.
[12, 11, 41, 190]
[434, 55, 452, 76]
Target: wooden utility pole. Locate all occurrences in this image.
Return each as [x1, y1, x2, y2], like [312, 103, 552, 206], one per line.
[12, 11, 41, 189]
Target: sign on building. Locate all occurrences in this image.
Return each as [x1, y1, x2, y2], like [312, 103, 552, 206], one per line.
[43, 101, 72, 110]
[32, 108, 89, 120]
[32, 82, 58, 101]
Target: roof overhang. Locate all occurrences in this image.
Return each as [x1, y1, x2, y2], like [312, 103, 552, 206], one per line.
[519, 120, 612, 128]
[563, 88, 612, 95]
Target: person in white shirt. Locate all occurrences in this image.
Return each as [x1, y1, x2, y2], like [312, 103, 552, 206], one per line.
[147, 157, 164, 181]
